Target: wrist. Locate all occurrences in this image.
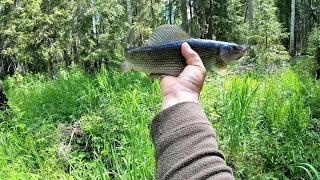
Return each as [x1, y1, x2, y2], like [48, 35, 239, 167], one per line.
[161, 90, 199, 111]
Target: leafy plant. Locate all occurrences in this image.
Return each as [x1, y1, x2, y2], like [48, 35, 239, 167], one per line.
[307, 26, 320, 66]
[293, 163, 320, 180]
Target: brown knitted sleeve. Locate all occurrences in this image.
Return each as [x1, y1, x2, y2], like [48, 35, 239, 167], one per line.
[151, 101, 234, 180]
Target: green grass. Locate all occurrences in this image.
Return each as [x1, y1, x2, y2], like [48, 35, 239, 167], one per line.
[293, 163, 320, 180]
[0, 60, 319, 179]
[203, 68, 320, 178]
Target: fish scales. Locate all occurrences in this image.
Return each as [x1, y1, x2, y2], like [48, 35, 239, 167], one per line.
[126, 39, 220, 76]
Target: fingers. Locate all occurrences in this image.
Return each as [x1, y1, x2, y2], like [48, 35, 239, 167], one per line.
[181, 42, 206, 74]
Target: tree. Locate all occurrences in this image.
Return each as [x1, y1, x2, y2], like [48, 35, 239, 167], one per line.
[180, 0, 188, 31]
[301, 0, 307, 52]
[2, 0, 319, 76]
[244, 0, 254, 30]
[290, 0, 296, 57]
[244, 0, 290, 66]
[127, 0, 132, 26]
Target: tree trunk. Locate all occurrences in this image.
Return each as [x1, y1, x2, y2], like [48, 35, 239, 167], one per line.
[206, 0, 213, 39]
[188, 0, 193, 34]
[64, 50, 71, 68]
[168, 0, 172, 24]
[181, 0, 188, 31]
[150, 0, 156, 28]
[305, 0, 310, 38]
[91, 0, 96, 35]
[126, 0, 132, 26]
[290, 0, 295, 57]
[193, 0, 198, 37]
[301, 0, 306, 52]
[248, 0, 254, 30]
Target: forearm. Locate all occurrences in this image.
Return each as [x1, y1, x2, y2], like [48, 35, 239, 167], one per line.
[151, 102, 234, 180]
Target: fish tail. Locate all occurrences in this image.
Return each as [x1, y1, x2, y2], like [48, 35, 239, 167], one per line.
[120, 61, 131, 73]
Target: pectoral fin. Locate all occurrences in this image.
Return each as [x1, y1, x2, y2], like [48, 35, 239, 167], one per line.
[214, 62, 227, 76]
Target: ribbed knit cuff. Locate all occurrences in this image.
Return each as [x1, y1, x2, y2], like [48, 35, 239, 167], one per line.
[151, 101, 210, 144]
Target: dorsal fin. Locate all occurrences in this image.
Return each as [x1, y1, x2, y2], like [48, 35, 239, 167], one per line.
[148, 25, 191, 45]
[127, 27, 135, 48]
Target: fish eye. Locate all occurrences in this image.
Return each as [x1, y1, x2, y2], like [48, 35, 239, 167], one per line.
[234, 46, 242, 50]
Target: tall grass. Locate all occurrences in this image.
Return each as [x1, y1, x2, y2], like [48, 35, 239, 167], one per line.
[293, 163, 320, 180]
[204, 69, 319, 178]
[0, 65, 319, 179]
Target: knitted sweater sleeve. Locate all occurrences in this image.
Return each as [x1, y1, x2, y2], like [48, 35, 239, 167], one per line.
[151, 102, 234, 180]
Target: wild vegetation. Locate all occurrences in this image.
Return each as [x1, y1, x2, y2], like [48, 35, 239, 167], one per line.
[0, 0, 320, 179]
[1, 61, 319, 179]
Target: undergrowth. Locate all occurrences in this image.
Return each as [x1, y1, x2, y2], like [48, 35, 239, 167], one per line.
[0, 57, 319, 179]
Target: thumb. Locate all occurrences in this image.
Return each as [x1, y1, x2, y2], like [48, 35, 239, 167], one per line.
[181, 42, 206, 74]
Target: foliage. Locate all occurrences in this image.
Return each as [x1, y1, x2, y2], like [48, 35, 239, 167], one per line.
[203, 67, 319, 178]
[0, 0, 169, 76]
[1, 0, 320, 76]
[242, 0, 290, 67]
[293, 163, 320, 180]
[1, 68, 159, 179]
[307, 26, 320, 64]
[1, 65, 319, 179]
[0, 0, 129, 75]
[162, 0, 243, 41]
[1, 0, 320, 179]
[292, 55, 318, 78]
[0, 0, 74, 72]
[275, 0, 320, 53]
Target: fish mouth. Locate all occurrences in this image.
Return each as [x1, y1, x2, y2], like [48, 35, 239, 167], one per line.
[235, 47, 247, 60]
[240, 46, 247, 55]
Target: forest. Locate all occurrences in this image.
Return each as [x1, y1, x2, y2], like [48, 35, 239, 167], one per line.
[0, 0, 320, 179]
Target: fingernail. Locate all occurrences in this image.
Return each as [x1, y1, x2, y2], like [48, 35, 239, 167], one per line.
[184, 42, 191, 49]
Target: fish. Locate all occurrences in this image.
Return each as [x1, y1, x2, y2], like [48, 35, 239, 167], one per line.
[121, 24, 247, 77]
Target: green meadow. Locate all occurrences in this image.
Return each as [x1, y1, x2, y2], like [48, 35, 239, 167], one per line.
[0, 57, 319, 179]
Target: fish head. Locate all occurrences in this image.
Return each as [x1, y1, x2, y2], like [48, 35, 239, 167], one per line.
[219, 43, 247, 64]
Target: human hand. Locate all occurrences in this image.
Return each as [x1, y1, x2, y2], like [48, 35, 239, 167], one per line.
[160, 42, 207, 111]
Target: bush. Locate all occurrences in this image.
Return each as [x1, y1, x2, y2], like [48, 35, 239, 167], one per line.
[307, 26, 320, 66]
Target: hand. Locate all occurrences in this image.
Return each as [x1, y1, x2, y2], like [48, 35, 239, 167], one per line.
[160, 42, 207, 111]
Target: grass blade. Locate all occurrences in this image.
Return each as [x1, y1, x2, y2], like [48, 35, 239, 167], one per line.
[300, 163, 320, 180]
